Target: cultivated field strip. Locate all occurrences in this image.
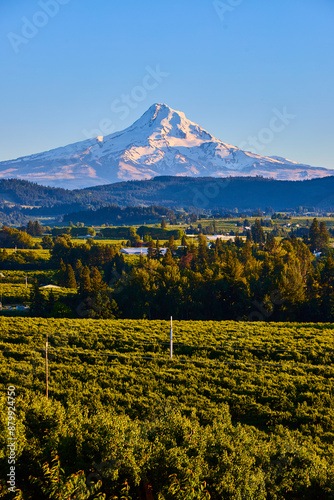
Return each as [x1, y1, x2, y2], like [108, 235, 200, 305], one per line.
[1, 318, 334, 437]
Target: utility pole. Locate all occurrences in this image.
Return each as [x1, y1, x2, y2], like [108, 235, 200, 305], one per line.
[45, 333, 48, 401]
[170, 316, 173, 359]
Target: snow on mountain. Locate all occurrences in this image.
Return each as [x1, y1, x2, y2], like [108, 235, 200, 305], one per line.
[0, 103, 332, 188]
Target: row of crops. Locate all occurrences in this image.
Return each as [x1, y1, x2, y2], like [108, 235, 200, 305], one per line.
[1, 318, 334, 428]
[1, 319, 334, 499]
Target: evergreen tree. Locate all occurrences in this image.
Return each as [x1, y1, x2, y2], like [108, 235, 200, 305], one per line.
[319, 221, 329, 249]
[309, 218, 321, 252]
[265, 232, 276, 253]
[58, 259, 67, 287]
[75, 259, 83, 280]
[26, 220, 34, 235]
[66, 264, 77, 289]
[320, 254, 334, 295]
[251, 219, 265, 244]
[147, 240, 155, 259]
[90, 267, 105, 292]
[29, 279, 46, 316]
[113, 253, 125, 275]
[161, 218, 167, 229]
[246, 230, 253, 242]
[162, 248, 175, 266]
[168, 235, 177, 251]
[197, 234, 208, 266]
[79, 266, 92, 295]
[242, 240, 252, 262]
[33, 220, 43, 236]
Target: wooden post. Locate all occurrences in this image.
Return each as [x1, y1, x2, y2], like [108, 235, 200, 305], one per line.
[170, 316, 173, 359]
[45, 333, 48, 401]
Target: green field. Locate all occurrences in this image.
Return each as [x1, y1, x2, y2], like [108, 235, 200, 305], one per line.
[1, 318, 334, 498]
[1, 318, 334, 428]
[4, 249, 51, 259]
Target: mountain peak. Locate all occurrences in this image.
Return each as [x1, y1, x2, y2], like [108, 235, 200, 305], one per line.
[147, 103, 181, 116]
[133, 103, 186, 127]
[0, 104, 331, 188]
[148, 102, 170, 114]
[129, 103, 213, 145]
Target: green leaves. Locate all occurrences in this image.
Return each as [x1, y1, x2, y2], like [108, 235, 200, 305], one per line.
[29, 455, 105, 499]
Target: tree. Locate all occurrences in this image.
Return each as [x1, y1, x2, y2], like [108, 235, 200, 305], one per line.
[65, 264, 77, 289]
[309, 218, 321, 252]
[319, 221, 329, 250]
[26, 220, 34, 235]
[251, 219, 265, 244]
[168, 235, 177, 251]
[147, 240, 155, 259]
[41, 235, 53, 249]
[79, 266, 92, 295]
[162, 248, 175, 266]
[33, 220, 44, 236]
[75, 259, 83, 280]
[246, 230, 253, 242]
[87, 292, 118, 319]
[161, 218, 167, 229]
[90, 267, 105, 292]
[265, 231, 276, 253]
[197, 235, 208, 266]
[26, 220, 43, 236]
[29, 279, 47, 316]
[0, 226, 34, 249]
[58, 259, 67, 287]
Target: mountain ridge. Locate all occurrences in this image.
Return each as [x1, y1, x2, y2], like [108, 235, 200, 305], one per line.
[2, 176, 334, 216]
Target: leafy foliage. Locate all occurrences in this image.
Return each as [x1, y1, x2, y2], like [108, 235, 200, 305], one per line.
[1, 315, 334, 499]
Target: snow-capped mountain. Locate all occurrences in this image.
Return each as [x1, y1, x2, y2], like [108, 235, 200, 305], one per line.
[0, 103, 332, 188]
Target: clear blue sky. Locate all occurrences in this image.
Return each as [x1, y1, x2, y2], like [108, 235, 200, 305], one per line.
[0, 0, 333, 168]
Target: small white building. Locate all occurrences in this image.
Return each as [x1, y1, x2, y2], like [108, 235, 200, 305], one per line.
[120, 248, 168, 256]
[206, 235, 244, 242]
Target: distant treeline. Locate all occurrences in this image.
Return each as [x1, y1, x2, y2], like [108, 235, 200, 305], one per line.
[62, 204, 176, 225]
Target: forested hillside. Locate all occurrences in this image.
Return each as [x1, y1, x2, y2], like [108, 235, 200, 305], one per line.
[2, 176, 334, 225]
